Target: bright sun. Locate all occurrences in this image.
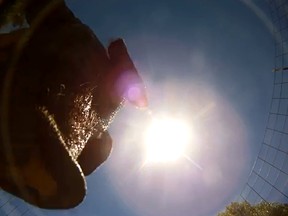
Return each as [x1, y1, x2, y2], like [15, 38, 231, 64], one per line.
[144, 117, 192, 164]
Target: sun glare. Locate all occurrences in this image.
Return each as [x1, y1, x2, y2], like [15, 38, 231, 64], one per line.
[144, 117, 192, 164]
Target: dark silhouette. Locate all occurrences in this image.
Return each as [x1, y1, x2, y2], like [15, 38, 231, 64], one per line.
[0, 0, 147, 209]
[218, 201, 288, 216]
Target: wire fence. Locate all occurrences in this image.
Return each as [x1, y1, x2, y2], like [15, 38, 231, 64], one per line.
[239, 0, 288, 204]
[0, 191, 36, 216]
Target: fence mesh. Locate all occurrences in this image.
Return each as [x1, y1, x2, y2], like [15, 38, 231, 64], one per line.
[239, 0, 288, 204]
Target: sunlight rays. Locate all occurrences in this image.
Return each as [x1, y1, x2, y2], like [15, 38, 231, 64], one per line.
[142, 116, 192, 165]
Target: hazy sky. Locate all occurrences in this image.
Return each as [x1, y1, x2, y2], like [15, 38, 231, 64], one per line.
[9, 1, 275, 216]
[46, 0, 274, 216]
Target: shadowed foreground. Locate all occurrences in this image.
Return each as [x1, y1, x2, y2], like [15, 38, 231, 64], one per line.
[0, 0, 147, 209]
[218, 202, 288, 216]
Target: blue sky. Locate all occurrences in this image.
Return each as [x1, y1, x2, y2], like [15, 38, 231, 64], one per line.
[1, 0, 276, 216]
[45, 1, 274, 216]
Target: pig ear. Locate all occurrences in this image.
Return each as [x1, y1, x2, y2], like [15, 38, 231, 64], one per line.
[107, 38, 126, 61]
[108, 39, 148, 108]
[77, 132, 112, 176]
